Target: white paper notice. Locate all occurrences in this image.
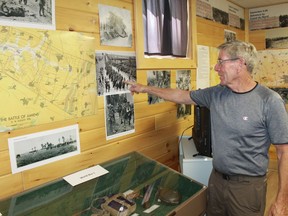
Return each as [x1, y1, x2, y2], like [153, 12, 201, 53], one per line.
[63, 165, 109, 186]
[197, 45, 210, 89]
[143, 204, 160, 213]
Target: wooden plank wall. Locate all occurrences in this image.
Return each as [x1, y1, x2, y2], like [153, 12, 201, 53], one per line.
[197, 17, 246, 48]
[0, 0, 279, 199]
[0, 0, 196, 199]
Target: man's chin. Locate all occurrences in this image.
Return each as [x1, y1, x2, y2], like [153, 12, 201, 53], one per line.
[220, 80, 226, 86]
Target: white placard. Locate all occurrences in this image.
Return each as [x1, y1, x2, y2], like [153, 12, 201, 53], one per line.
[63, 165, 109, 186]
[197, 45, 210, 89]
[249, 3, 288, 30]
[143, 204, 160, 213]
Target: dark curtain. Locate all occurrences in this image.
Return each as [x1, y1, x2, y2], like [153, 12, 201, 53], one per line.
[142, 0, 188, 57]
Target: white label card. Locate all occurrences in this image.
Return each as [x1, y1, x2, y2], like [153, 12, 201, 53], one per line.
[63, 165, 109, 186]
[143, 204, 160, 213]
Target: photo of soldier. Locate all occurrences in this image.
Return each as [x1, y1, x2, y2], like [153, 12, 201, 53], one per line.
[176, 70, 192, 118]
[0, 0, 53, 29]
[147, 70, 171, 105]
[105, 92, 135, 139]
[96, 51, 136, 96]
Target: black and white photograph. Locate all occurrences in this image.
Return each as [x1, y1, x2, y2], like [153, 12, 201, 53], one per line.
[212, 7, 228, 25]
[8, 124, 80, 174]
[266, 28, 288, 49]
[98, 4, 132, 47]
[176, 70, 192, 119]
[0, 0, 55, 30]
[96, 51, 136, 96]
[147, 70, 171, 105]
[224, 29, 236, 42]
[105, 92, 135, 140]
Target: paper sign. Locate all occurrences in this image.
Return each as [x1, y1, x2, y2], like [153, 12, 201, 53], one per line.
[63, 165, 109, 186]
[143, 205, 160, 213]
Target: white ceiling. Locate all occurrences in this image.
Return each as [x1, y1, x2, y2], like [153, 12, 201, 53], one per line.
[228, 0, 288, 8]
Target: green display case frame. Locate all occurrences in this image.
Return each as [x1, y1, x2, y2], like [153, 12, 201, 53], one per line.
[0, 151, 207, 216]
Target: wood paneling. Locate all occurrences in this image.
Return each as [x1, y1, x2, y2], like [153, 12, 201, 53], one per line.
[196, 17, 246, 47]
[0, 0, 194, 199]
[249, 30, 266, 50]
[0, 0, 280, 200]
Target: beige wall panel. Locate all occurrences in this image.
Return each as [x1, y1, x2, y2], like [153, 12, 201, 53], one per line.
[0, 151, 11, 176]
[155, 110, 193, 130]
[56, 0, 99, 12]
[20, 124, 180, 191]
[133, 116, 156, 133]
[56, 7, 98, 32]
[197, 34, 225, 47]
[197, 18, 225, 37]
[56, 0, 133, 12]
[139, 141, 172, 159]
[249, 31, 266, 50]
[0, 133, 9, 151]
[155, 110, 178, 129]
[3, 0, 278, 200]
[154, 137, 180, 169]
[136, 69, 147, 84]
[197, 17, 245, 47]
[80, 116, 156, 151]
[78, 113, 105, 132]
[97, 96, 104, 109]
[79, 127, 106, 151]
[131, 92, 148, 103]
[98, 0, 133, 9]
[139, 136, 180, 170]
[135, 102, 177, 119]
[0, 173, 23, 199]
[252, 42, 266, 51]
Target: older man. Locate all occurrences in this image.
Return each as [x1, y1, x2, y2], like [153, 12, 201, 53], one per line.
[126, 40, 288, 216]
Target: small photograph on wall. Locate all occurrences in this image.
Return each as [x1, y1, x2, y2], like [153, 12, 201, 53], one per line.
[98, 4, 132, 47]
[0, 0, 55, 30]
[224, 29, 236, 42]
[266, 28, 288, 49]
[8, 124, 80, 174]
[176, 70, 191, 119]
[213, 7, 228, 25]
[105, 92, 135, 140]
[147, 70, 171, 105]
[96, 51, 136, 96]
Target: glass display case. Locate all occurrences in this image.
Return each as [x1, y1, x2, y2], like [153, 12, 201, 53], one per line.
[0, 151, 207, 216]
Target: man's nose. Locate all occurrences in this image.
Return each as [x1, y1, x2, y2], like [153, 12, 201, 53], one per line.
[214, 63, 220, 72]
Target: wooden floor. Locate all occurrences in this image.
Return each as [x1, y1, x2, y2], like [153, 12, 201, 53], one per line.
[265, 169, 279, 216]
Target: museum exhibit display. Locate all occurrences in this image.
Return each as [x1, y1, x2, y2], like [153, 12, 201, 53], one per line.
[0, 152, 207, 216]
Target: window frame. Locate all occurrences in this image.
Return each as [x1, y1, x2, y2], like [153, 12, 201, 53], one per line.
[134, 0, 197, 69]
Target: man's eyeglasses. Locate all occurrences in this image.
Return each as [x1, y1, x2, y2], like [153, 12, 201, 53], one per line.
[216, 58, 239, 65]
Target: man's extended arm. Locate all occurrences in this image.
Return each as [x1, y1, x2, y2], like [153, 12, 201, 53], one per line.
[268, 144, 288, 216]
[126, 81, 196, 105]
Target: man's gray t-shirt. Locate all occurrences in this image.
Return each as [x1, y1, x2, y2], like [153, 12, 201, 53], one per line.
[190, 84, 288, 176]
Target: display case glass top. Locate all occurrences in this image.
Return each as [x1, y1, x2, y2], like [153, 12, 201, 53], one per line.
[0, 151, 206, 216]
